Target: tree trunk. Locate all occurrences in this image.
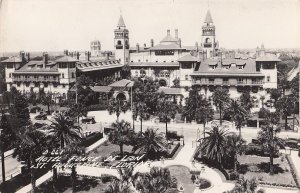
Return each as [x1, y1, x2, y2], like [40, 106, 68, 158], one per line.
[234, 152, 237, 172]
[165, 117, 168, 140]
[60, 135, 64, 149]
[1, 149, 5, 183]
[285, 115, 288, 130]
[140, 117, 143, 133]
[270, 150, 274, 175]
[219, 103, 222, 126]
[203, 122, 206, 138]
[120, 144, 123, 157]
[47, 104, 50, 115]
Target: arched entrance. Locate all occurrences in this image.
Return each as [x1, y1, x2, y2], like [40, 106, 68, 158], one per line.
[159, 79, 167, 87]
[116, 93, 126, 101]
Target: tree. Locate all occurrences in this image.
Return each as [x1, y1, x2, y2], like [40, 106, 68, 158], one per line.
[183, 87, 203, 122]
[40, 92, 53, 115]
[76, 75, 93, 86]
[121, 64, 131, 79]
[228, 177, 258, 193]
[257, 110, 282, 175]
[195, 99, 214, 138]
[118, 167, 133, 185]
[172, 78, 180, 88]
[48, 112, 82, 149]
[225, 100, 248, 137]
[277, 96, 293, 130]
[9, 91, 31, 127]
[269, 89, 282, 108]
[71, 165, 77, 193]
[133, 101, 149, 132]
[105, 179, 132, 193]
[108, 120, 133, 157]
[239, 90, 254, 113]
[156, 96, 177, 139]
[132, 128, 167, 159]
[225, 134, 246, 172]
[134, 167, 177, 193]
[107, 99, 129, 121]
[68, 103, 88, 123]
[212, 87, 230, 126]
[0, 112, 16, 183]
[200, 126, 228, 166]
[13, 126, 48, 193]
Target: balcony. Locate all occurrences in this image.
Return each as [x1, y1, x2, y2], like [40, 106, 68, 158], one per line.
[116, 45, 123, 49]
[13, 77, 59, 83]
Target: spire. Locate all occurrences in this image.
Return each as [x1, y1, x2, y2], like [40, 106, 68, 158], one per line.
[204, 10, 213, 23]
[117, 15, 126, 28]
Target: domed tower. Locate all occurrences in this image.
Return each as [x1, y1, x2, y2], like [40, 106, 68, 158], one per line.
[201, 10, 217, 59]
[114, 15, 129, 64]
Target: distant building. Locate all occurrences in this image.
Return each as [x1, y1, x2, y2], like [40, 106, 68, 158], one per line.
[90, 40, 101, 57]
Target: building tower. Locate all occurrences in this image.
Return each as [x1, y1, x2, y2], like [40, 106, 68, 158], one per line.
[90, 40, 101, 57]
[201, 10, 218, 59]
[114, 15, 129, 65]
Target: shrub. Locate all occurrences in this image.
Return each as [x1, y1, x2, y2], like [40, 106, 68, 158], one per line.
[257, 188, 265, 193]
[101, 174, 117, 183]
[30, 106, 41, 113]
[286, 155, 300, 189]
[166, 131, 183, 141]
[87, 103, 107, 111]
[229, 171, 239, 180]
[166, 143, 180, 158]
[80, 132, 103, 147]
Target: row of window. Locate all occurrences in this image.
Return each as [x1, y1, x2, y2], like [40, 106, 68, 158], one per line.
[58, 63, 76, 68]
[16, 82, 67, 88]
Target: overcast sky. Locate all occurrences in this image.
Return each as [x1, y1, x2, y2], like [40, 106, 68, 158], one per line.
[0, 0, 299, 53]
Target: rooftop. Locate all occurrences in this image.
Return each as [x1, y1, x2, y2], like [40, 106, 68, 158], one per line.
[1, 56, 22, 63]
[177, 54, 200, 62]
[108, 79, 133, 87]
[204, 10, 213, 23]
[77, 59, 123, 72]
[56, 55, 78, 62]
[256, 54, 281, 62]
[129, 62, 179, 67]
[15, 60, 59, 73]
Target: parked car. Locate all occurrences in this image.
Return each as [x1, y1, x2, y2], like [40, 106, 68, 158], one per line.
[81, 116, 96, 124]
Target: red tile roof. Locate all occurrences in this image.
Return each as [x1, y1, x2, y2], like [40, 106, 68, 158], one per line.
[1, 56, 22, 63]
[256, 54, 281, 62]
[177, 54, 200, 62]
[129, 62, 179, 67]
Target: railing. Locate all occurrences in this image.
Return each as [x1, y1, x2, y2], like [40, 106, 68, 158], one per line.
[116, 45, 123, 49]
[12, 77, 59, 82]
[203, 43, 212, 48]
[192, 80, 264, 86]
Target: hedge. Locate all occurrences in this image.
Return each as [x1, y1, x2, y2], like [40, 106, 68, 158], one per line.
[87, 104, 107, 111]
[80, 132, 103, 147]
[166, 142, 180, 159]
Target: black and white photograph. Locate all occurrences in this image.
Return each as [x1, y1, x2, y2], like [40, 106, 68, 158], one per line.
[0, 0, 299, 192]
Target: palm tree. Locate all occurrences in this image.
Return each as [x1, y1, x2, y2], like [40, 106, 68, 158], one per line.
[226, 99, 248, 137]
[109, 120, 133, 157]
[257, 110, 282, 175]
[13, 125, 48, 193]
[48, 112, 82, 149]
[40, 92, 53, 115]
[225, 134, 246, 172]
[212, 87, 230, 126]
[239, 90, 255, 113]
[105, 179, 132, 193]
[134, 167, 177, 193]
[132, 128, 167, 159]
[230, 177, 258, 193]
[118, 167, 133, 185]
[195, 99, 214, 138]
[133, 101, 149, 132]
[200, 126, 228, 166]
[156, 97, 177, 139]
[277, 96, 293, 130]
[68, 103, 88, 123]
[107, 99, 128, 121]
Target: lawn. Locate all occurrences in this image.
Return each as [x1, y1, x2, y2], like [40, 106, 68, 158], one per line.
[36, 175, 112, 193]
[167, 165, 195, 193]
[237, 154, 297, 188]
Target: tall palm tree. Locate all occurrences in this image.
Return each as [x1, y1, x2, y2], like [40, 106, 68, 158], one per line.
[107, 99, 128, 121]
[13, 125, 48, 193]
[277, 95, 293, 130]
[200, 126, 228, 166]
[156, 97, 177, 139]
[118, 167, 133, 185]
[133, 101, 149, 133]
[257, 110, 282, 175]
[212, 87, 230, 126]
[225, 134, 246, 172]
[48, 112, 82, 149]
[195, 99, 214, 138]
[109, 120, 133, 157]
[132, 128, 167, 159]
[230, 177, 258, 193]
[226, 99, 248, 137]
[134, 167, 177, 193]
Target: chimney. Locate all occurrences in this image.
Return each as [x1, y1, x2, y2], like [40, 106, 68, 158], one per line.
[26, 52, 30, 62]
[144, 43, 146, 48]
[64, 50, 69, 56]
[179, 38, 182, 48]
[43, 52, 48, 67]
[106, 52, 110, 60]
[136, 43, 140, 53]
[195, 42, 199, 52]
[167, 29, 170, 36]
[151, 39, 154, 47]
[76, 52, 80, 60]
[175, 29, 178, 39]
[20, 51, 25, 63]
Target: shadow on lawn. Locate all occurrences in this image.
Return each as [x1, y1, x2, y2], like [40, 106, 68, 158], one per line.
[238, 162, 284, 174]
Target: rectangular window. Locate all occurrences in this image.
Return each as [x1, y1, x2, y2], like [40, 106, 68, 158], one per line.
[9, 73, 12, 78]
[185, 75, 189, 80]
[267, 76, 270, 82]
[62, 73, 64, 79]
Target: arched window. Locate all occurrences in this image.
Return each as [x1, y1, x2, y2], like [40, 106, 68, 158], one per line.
[117, 40, 122, 45]
[205, 38, 211, 43]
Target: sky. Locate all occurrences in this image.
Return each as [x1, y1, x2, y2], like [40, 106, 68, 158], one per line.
[0, 0, 299, 53]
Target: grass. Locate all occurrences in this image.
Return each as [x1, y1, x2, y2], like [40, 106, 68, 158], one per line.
[167, 165, 196, 193]
[237, 154, 296, 188]
[36, 175, 110, 193]
[88, 141, 133, 159]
